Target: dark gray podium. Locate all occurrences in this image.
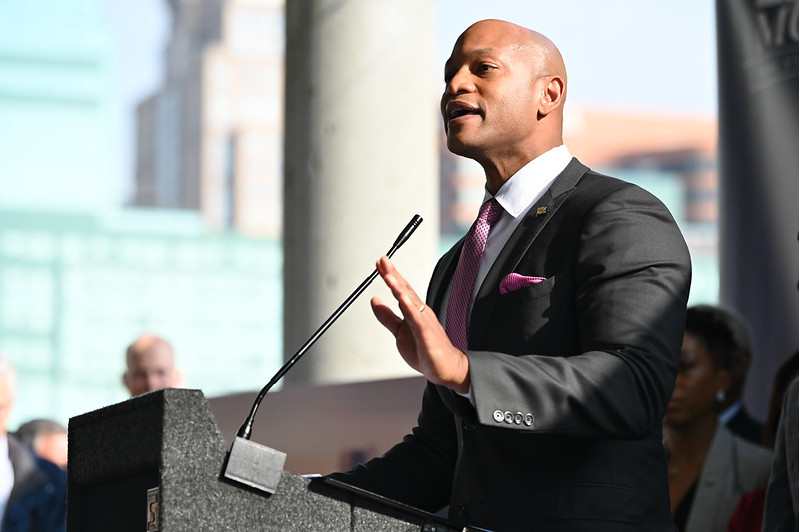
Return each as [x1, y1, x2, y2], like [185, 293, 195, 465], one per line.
[67, 388, 466, 531]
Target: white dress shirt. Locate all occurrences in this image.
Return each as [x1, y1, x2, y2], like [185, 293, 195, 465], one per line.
[0, 434, 15, 527]
[441, 145, 573, 322]
[444, 145, 572, 401]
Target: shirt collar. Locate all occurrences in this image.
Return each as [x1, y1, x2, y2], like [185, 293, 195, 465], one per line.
[719, 401, 742, 425]
[486, 145, 572, 217]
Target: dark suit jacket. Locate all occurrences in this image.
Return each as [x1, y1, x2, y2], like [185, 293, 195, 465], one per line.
[4, 434, 66, 532]
[331, 159, 692, 531]
[725, 405, 765, 445]
[685, 425, 771, 532]
[763, 377, 799, 531]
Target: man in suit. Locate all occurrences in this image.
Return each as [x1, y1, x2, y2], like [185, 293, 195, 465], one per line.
[763, 376, 799, 530]
[329, 19, 691, 531]
[15, 419, 68, 470]
[0, 356, 65, 532]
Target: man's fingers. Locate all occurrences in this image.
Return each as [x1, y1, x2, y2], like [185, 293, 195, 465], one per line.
[376, 256, 426, 318]
[370, 296, 403, 337]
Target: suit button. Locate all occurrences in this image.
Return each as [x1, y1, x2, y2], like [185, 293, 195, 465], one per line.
[492, 410, 504, 422]
[524, 413, 534, 427]
[463, 422, 475, 431]
[457, 503, 469, 521]
[503, 411, 513, 424]
[514, 412, 523, 424]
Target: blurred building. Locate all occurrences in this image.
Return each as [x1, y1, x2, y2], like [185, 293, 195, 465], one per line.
[563, 107, 717, 225]
[133, 0, 284, 237]
[0, 207, 282, 427]
[0, 0, 120, 211]
[0, 0, 722, 441]
[0, 0, 289, 430]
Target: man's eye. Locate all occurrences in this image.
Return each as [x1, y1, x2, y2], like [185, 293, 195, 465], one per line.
[678, 361, 696, 372]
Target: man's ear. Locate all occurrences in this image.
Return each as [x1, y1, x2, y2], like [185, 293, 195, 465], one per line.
[538, 75, 565, 117]
[122, 372, 132, 392]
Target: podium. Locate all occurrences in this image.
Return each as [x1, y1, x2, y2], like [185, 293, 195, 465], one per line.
[67, 388, 467, 531]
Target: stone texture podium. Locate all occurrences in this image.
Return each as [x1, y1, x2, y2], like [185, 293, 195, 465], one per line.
[67, 389, 463, 531]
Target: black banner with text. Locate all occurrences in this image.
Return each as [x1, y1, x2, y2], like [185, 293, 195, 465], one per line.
[716, 0, 799, 418]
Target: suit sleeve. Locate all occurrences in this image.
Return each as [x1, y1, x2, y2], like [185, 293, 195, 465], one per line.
[324, 246, 465, 511]
[325, 380, 457, 512]
[763, 378, 799, 531]
[467, 183, 692, 438]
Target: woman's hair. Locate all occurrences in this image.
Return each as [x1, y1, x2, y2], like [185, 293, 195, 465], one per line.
[684, 305, 748, 371]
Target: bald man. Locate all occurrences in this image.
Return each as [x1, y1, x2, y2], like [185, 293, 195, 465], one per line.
[122, 333, 183, 397]
[329, 20, 691, 531]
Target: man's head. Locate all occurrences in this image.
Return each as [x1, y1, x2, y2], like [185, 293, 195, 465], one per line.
[123, 333, 181, 397]
[0, 356, 15, 435]
[15, 418, 68, 469]
[440, 19, 567, 190]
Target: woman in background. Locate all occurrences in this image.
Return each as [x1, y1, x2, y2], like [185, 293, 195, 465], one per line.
[664, 305, 772, 532]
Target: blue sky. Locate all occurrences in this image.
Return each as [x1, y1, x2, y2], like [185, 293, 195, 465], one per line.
[104, 0, 717, 195]
[434, 0, 717, 114]
[107, 0, 717, 114]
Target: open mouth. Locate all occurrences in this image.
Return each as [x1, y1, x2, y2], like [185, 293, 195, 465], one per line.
[446, 101, 480, 121]
[451, 108, 478, 119]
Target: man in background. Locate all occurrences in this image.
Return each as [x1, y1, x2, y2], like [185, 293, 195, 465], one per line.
[763, 374, 799, 530]
[122, 333, 183, 397]
[15, 419, 68, 470]
[0, 356, 65, 531]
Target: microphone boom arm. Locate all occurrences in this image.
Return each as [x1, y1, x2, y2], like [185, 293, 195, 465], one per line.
[235, 214, 423, 441]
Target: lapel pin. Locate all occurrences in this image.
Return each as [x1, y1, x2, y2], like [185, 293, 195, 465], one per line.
[536, 206, 548, 216]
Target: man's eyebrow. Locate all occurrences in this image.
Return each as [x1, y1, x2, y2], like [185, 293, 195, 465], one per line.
[471, 48, 496, 57]
[444, 47, 499, 71]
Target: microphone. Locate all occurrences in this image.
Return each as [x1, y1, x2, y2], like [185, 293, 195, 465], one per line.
[221, 214, 423, 494]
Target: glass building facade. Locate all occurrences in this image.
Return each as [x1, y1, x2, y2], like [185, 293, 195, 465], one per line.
[0, 208, 282, 427]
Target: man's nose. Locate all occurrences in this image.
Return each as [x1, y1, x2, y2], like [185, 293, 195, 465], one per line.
[145, 374, 161, 391]
[446, 67, 475, 95]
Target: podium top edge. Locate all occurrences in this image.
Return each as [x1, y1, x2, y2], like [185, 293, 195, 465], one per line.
[68, 388, 206, 428]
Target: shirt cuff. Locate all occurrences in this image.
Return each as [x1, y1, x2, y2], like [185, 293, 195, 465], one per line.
[456, 385, 475, 406]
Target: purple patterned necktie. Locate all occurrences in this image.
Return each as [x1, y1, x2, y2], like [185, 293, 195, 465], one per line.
[445, 198, 503, 350]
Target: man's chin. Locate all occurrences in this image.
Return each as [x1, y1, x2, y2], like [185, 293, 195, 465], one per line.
[445, 137, 480, 159]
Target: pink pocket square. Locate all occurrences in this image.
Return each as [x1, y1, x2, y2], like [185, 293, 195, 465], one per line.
[499, 273, 547, 294]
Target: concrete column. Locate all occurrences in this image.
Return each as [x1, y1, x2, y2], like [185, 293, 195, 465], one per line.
[283, 0, 439, 386]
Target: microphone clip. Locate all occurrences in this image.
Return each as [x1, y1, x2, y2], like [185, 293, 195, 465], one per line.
[222, 436, 286, 494]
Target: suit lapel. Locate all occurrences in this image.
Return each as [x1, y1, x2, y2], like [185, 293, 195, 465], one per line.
[468, 158, 589, 350]
[686, 427, 733, 531]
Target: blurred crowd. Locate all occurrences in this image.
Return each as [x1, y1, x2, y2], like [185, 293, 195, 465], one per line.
[663, 305, 799, 531]
[0, 332, 181, 531]
[1, 309, 798, 530]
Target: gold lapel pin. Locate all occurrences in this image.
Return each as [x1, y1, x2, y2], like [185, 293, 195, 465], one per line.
[536, 206, 548, 216]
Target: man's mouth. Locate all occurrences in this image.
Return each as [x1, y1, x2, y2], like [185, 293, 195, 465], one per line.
[451, 108, 477, 118]
[446, 101, 480, 121]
